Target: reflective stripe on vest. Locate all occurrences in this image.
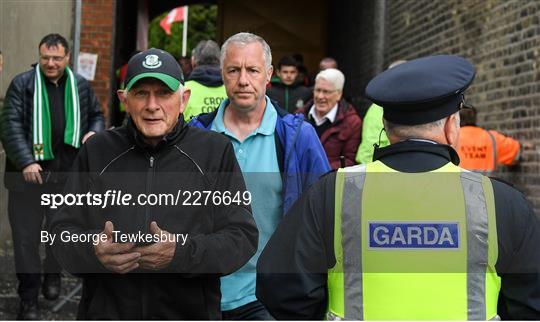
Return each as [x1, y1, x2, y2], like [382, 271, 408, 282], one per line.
[327, 161, 500, 320]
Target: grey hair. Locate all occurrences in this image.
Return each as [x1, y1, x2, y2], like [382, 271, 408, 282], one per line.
[315, 68, 345, 91]
[192, 40, 220, 66]
[384, 115, 450, 140]
[220, 32, 272, 69]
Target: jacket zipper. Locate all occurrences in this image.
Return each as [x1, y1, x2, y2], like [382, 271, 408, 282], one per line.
[141, 155, 154, 319]
[145, 155, 155, 234]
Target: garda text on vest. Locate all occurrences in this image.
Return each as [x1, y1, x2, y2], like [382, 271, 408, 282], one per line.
[368, 222, 459, 249]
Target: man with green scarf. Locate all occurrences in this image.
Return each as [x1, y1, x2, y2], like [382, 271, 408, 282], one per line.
[0, 33, 104, 320]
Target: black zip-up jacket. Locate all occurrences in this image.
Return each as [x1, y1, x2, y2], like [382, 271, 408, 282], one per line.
[267, 80, 312, 113]
[0, 67, 104, 190]
[49, 118, 258, 319]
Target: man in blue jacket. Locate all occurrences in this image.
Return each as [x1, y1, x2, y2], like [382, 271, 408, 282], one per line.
[189, 32, 330, 319]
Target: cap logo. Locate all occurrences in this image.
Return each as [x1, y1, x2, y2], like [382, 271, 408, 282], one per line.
[142, 54, 162, 69]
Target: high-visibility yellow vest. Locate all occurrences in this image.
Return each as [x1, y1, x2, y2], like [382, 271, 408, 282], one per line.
[183, 80, 227, 121]
[328, 161, 501, 320]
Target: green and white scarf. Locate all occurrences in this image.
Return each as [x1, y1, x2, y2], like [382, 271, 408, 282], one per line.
[33, 65, 81, 160]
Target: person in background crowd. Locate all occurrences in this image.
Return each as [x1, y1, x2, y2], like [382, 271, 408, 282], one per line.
[308, 57, 339, 87]
[458, 105, 522, 174]
[0, 33, 104, 320]
[355, 60, 407, 164]
[267, 56, 311, 113]
[183, 40, 227, 121]
[178, 56, 193, 79]
[189, 32, 330, 320]
[319, 57, 338, 70]
[298, 68, 361, 169]
[292, 53, 310, 86]
[257, 55, 540, 320]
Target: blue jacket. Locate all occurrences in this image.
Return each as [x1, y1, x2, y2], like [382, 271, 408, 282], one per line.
[188, 98, 331, 213]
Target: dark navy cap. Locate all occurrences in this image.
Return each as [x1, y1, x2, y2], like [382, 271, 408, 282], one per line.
[365, 55, 475, 125]
[125, 48, 184, 91]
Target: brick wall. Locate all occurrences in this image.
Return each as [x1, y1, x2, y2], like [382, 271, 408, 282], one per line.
[384, 0, 540, 209]
[80, 0, 115, 123]
[330, 0, 540, 210]
[328, 0, 380, 114]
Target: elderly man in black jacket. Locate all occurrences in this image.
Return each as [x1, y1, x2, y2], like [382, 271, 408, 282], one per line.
[0, 33, 104, 319]
[48, 48, 258, 320]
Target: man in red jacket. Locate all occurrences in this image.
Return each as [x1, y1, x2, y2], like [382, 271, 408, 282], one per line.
[298, 68, 362, 169]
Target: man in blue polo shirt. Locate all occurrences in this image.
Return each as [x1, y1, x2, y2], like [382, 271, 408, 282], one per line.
[189, 32, 330, 319]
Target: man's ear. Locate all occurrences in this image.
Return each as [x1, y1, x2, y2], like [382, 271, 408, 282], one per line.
[179, 88, 191, 115]
[445, 112, 460, 148]
[336, 90, 343, 101]
[266, 66, 273, 84]
[117, 90, 128, 111]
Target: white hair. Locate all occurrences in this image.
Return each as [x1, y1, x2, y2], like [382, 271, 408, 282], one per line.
[220, 32, 272, 69]
[315, 68, 345, 91]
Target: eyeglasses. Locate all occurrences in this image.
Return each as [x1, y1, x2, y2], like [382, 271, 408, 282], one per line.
[40, 55, 66, 63]
[314, 88, 338, 96]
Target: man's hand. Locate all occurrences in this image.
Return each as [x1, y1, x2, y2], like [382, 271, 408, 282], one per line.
[22, 163, 43, 184]
[94, 221, 140, 274]
[82, 131, 96, 144]
[133, 222, 176, 270]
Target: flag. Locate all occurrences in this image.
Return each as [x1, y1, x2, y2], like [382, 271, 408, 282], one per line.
[159, 6, 186, 35]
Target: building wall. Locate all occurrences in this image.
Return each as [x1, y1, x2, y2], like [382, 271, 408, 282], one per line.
[385, 0, 540, 209]
[330, 0, 540, 210]
[80, 0, 116, 123]
[328, 0, 380, 113]
[0, 1, 73, 98]
[218, 0, 327, 77]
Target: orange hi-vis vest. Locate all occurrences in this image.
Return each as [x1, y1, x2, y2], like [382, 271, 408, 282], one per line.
[458, 125, 520, 174]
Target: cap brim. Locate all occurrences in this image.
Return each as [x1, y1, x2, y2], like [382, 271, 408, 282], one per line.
[126, 72, 180, 91]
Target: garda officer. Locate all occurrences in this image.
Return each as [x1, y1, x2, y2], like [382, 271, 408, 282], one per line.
[458, 105, 522, 174]
[182, 40, 227, 121]
[256, 55, 540, 320]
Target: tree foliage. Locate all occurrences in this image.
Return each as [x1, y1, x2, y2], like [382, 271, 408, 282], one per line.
[148, 5, 218, 59]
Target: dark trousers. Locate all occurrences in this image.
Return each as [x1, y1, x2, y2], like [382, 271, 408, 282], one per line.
[222, 300, 275, 320]
[8, 183, 62, 300]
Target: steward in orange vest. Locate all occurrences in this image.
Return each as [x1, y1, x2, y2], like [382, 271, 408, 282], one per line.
[458, 106, 521, 174]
